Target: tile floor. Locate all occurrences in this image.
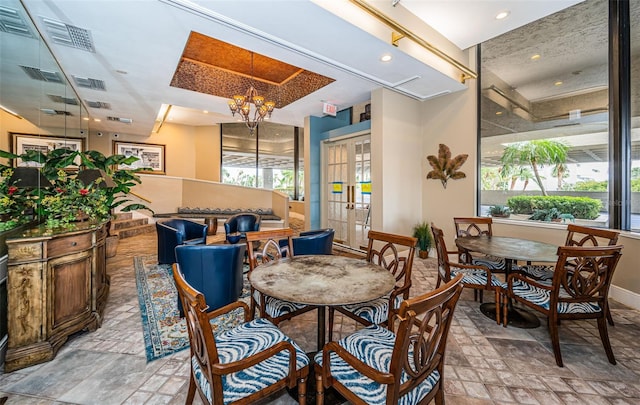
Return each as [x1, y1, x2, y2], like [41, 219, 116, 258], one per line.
[1, 232, 639, 405]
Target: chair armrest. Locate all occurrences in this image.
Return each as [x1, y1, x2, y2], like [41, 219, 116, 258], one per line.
[211, 340, 298, 382]
[206, 301, 251, 323]
[183, 237, 206, 245]
[322, 341, 394, 385]
[507, 272, 553, 291]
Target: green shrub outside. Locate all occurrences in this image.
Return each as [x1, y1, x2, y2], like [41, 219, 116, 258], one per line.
[506, 196, 601, 220]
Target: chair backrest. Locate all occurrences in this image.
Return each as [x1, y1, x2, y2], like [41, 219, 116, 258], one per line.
[175, 243, 247, 315]
[156, 219, 208, 264]
[389, 274, 464, 401]
[224, 213, 261, 235]
[246, 228, 294, 271]
[565, 224, 619, 247]
[550, 245, 623, 310]
[366, 230, 417, 298]
[172, 262, 225, 400]
[293, 228, 335, 255]
[453, 217, 493, 238]
[431, 224, 453, 282]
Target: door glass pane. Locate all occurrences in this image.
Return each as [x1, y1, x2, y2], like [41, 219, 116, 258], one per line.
[221, 123, 257, 187]
[480, 0, 609, 227]
[630, 1, 640, 231]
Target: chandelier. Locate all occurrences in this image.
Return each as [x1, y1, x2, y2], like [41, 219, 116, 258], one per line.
[228, 52, 275, 134]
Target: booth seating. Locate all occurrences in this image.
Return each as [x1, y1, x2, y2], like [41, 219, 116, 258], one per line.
[156, 219, 208, 264]
[174, 244, 247, 317]
[224, 213, 261, 244]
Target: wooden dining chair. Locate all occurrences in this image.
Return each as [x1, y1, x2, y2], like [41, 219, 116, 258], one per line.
[172, 262, 310, 405]
[504, 245, 623, 367]
[516, 224, 619, 325]
[315, 274, 464, 405]
[245, 228, 317, 325]
[328, 230, 416, 342]
[453, 217, 506, 272]
[431, 223, 504, 323]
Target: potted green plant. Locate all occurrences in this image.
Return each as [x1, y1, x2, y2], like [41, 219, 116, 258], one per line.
[412, 221, 432, 259]
[489, 204, 511, 218]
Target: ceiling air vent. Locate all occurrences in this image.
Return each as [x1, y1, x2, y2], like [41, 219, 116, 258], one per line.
[41, 17, 95, 52]
[20, 65, 63, 83]
[47, 94, 78, 105]
[40, 108, 73, 116]
[72, 76, 106, 91]
[107, 116, 133, 124]
[85, 100, 112, 109]
[0, 6, 34, 38]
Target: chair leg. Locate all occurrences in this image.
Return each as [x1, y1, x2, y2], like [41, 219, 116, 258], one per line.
[479, 289, 484, 303]
[186, 375, 196, 405]
[434, 385, 445, 405]
[473, 289, 478, 302]
[606, 306, 615, 326]
[548, 314, 564, 367]
[315, 371, 324, 405]
[502, 294, 508, 327]
[597, 316, 616, 365]
[328, 307, 335, 342]
[494, 290, 501, 324]
[298, 376, 307, 405]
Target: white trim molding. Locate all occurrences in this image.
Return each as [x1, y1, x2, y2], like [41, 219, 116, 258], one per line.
[610, 284, 640, 311]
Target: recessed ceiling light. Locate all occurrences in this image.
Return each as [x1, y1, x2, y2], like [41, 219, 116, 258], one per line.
[82, 117, 89, 121]
[203, 110, 209, 114]
[380, 54, 392, 62]
[530, 54, 541, 61]
[496, 111, 503, 115]
[495, 10, 510, 20]
[554, 81, 563, 86]
[93, 118, 101, 122]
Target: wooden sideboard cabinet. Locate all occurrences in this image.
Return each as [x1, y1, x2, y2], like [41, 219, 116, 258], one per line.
[4, 222, 109, 372]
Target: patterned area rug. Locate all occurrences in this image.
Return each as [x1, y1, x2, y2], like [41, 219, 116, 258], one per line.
[134, 255, 250, 362]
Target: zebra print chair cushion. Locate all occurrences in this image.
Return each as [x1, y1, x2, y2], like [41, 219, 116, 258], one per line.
[315, 325, 440, 405]
[446, 265, 505, 288]
[192, 318, 310, 403]
[339, 294, 404, 325]
[510, 279, 601, 314]
[252, 290, 308, 319]
[517, 264, 555, 282]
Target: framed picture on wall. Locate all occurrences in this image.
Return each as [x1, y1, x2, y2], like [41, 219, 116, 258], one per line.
[113, 141, 165, 174]
[10, 133, 85, 167]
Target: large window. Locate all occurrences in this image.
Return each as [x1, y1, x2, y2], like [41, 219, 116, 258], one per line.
[221, 122, 303, 200]
[480, 0, 612, 227]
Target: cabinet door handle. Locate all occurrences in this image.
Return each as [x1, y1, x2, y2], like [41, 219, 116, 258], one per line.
[71, 242, 77, 246]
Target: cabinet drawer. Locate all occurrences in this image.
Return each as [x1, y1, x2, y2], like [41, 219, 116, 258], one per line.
[48, 234, 92, 258]
[8, 242, 43, 263]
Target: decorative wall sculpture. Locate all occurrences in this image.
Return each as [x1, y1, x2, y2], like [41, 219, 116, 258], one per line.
[426, 144, 468, 189]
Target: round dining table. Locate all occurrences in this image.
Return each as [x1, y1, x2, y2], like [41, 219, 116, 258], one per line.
[455, 235, 558, 328]
[248, 254, 396, 349]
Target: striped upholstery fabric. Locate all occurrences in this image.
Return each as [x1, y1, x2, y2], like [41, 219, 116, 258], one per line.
[252, 290, 308, 319]
[192, 318, 310, 404]
[445, 264, 505, 288]
[472, 255, 506, 271]
[510, 279, 601, 314]
[518, 264, 555, 282]
[339, 294, 404, 325]
[315, 325, 440, 405]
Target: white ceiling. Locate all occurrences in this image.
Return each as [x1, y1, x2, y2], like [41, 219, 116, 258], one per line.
[9, 0, 583, 136]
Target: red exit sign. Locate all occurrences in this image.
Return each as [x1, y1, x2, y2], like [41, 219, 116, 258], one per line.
[322, 102, 337, 116]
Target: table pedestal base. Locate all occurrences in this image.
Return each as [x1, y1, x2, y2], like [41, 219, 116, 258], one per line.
[480, 303, 541, 329]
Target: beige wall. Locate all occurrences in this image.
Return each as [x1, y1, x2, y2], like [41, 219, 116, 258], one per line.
[371, 88, 423, 236]
[195, 125, 221, 181]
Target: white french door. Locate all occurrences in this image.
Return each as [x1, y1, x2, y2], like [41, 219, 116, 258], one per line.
[324, 134, 371, 250]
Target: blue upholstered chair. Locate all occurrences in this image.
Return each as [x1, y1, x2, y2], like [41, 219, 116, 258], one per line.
[315, 274, 464, 405]
[172, 262, 310, 405]
[224, 213, 261, 244]
[279, 228, 335, 256]
[328, 230, 416, 342]
[156, 219, 208, 264]
[175, 244, 246, 317]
